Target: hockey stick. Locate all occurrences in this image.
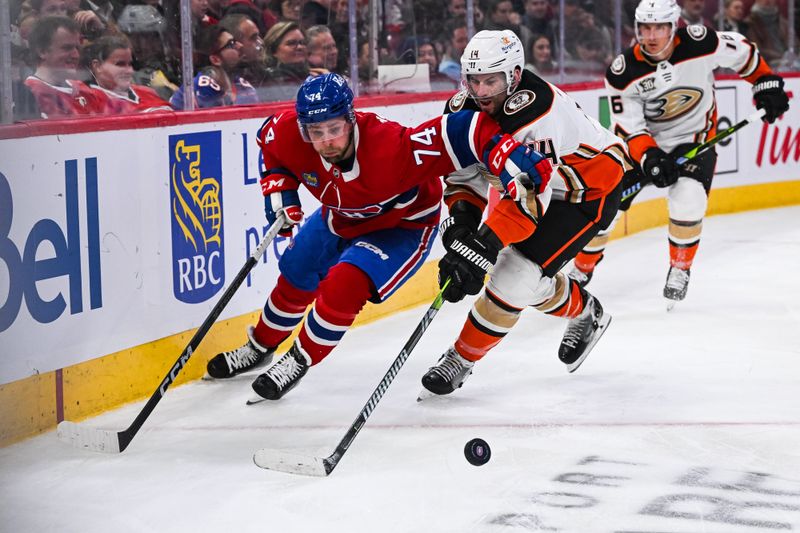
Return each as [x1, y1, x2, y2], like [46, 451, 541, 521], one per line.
[253, 279, 451, 476]
[621, 107, 766, 202]
[57, 214, 287, 453]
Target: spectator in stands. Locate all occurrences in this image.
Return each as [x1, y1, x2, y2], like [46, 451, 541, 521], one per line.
[117, 4, 180, 101]
[21, 16, 106, 118]
[713, 0, 748, 33]
[270, 0, 302, 22]
[219, 13, 268, 84]
[572, 25, 613, 74]
[224, 0, 277, 34]
[206, 0, 230, 24]
[679, 0, 712, 26]
[83, 34, 171, 113]
[169, 24, 258, 109]
[483, 0, 533, 52]
[522, 0, 556, 44]
[398, 35, 459, 91]
[306, 25, 340, 72]
[29, 0, 67, 17]
[525, 33, 557, 77]
[266, 22, 327, 73]
[438, 17, 468, 83]
[746, 0, 797, 66]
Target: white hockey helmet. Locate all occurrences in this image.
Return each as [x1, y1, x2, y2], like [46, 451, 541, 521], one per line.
[461, 30, 525, 96]
[634, 0, 681, 46]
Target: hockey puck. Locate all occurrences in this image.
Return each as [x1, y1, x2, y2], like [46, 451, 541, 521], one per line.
[464, 438, 491, 466]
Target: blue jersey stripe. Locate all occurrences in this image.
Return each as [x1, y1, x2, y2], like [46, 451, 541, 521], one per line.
[444, 110, 480, 168]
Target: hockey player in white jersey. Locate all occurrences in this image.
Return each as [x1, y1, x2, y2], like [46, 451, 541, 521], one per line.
[420, 30, 633, 396]
[567, 0, 790, 306]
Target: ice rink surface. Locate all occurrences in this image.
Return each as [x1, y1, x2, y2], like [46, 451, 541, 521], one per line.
[2, 205, 800, 533]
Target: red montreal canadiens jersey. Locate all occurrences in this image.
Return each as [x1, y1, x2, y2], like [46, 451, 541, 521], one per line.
[256, 110, 503, 239]
[24, 76, 108, 118]
[91, 84, 171, 114]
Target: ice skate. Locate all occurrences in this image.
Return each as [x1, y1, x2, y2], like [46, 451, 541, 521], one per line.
[566, 264, 593, 288]
[250, 344, 310, 401]
[205, 326, 274, 379]
[418, 346, 475, 400]
[558, 294, 611, 373]
[663, 266, 690, 311]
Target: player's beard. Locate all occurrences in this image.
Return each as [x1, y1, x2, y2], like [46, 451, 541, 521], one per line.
[321, 133, 354, 164]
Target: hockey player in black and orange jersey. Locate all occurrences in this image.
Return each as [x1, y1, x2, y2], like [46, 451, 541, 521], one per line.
[419, 30, 633, 397]
[566, 0, 790, 306]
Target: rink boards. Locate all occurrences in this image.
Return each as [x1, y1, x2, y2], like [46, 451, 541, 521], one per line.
[1, 75, 799, 446]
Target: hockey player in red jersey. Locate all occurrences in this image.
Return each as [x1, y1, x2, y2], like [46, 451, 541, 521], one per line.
[566, 0, 790, 308]
[419, 30, 632, 397]
[205, 73, 554, 401]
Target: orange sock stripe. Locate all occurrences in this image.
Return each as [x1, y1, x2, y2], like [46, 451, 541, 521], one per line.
[574, 251, 604, 272]
[547, 281, 585, 319]
[670, 242, 699, 269]
[454, 314, 505, 362]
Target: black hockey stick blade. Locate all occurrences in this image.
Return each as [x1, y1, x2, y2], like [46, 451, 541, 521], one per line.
[57, 215, 286, 454]
[253, 281, 450, 476]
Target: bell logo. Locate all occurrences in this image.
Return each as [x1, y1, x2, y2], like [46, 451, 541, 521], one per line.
[0, 159, 103, 332]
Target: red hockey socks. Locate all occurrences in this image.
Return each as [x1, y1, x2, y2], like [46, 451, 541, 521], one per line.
[297, 262, 373, 365]
[254, 274, 315, 349]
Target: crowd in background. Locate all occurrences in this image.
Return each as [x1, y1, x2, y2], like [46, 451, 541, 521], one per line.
[6, 0, 799, 120]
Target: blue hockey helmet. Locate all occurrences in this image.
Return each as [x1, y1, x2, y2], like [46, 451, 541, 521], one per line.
[296, 73, 355, 141]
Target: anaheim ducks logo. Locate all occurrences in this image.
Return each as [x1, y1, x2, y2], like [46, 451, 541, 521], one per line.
[449, 89, 468, 112]
[687, 24, 707, 40]
[610, 54, 625, 75]
[645, 87, 704, 122]
[504, 90, 535, 114]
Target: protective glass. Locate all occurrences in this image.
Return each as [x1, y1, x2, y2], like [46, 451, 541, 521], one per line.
[299, 116, 353, 143]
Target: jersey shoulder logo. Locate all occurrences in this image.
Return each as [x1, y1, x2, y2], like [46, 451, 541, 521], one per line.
[610, 54, 626, 75]
[449, 90, 469, 112]
[687, 24, 707, 41]
[504, 90, 536, 114]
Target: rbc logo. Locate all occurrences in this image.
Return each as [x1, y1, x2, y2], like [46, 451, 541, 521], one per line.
[169, 132, 225, 303]
[0, 159, 103, 332]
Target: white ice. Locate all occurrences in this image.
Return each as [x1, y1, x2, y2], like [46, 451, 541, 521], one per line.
[2, 206, 800, 533]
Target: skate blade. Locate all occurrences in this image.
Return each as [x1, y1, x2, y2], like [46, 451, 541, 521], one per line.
[246, 394, 267, 406]
[566, 313, 612, 373]
[665, 299, 678, 312]
[416, 389, 440, 402]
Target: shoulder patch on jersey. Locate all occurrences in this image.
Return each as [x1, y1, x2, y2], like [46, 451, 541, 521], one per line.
[449, 90, 469, 112]
[686, 24, 707, 41]
[610, 54, 626, 75]
[504, 90, 536, 114]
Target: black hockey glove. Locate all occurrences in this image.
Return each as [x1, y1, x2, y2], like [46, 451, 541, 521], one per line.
[440, 200, 483, 249]
[438, 226, 503, 303]
[753, 74, 790, 124]
[641, 147, 679, 188]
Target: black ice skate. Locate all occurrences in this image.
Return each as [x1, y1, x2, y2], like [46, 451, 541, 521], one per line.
[418, 346, 474, 400]
[663, 266, 690, 310]
[206, 326, 274, 379]
[558, 294, 611, 373]
[250, 344, 310, 401]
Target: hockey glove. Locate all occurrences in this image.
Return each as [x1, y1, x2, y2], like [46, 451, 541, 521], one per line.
[641, 147, 679, 188]
[261, 173, 303, 237]
[753, 74, 790, 124]
[438, 226, 503, 303]
[484, 134, 552, 201]
[440, 200, 483, 249]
